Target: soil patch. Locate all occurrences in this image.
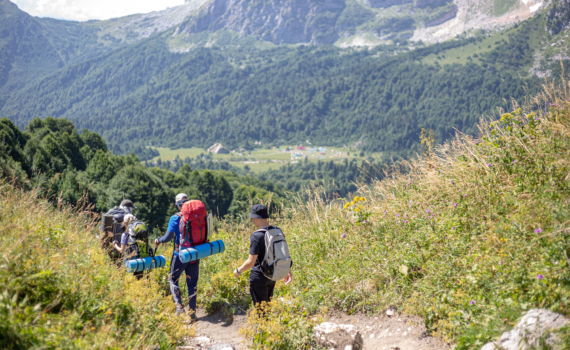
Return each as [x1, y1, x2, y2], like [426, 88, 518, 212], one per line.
[181, 308, 449, 350]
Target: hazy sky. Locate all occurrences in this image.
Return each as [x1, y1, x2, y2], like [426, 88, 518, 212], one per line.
[11, 0, 185, 21]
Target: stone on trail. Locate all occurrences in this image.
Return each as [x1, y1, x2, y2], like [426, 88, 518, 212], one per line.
[314, 322, 364, 350]
[480, 309, 569, 350]
[207, 344, 236, 350]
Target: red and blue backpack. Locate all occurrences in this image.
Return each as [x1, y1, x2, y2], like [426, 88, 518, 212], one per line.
[176, 200, 210, 257]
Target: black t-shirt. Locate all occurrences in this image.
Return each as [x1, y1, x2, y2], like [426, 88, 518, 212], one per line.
[249, 228, 275, 286]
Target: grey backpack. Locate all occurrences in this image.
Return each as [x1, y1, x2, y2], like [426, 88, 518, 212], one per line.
[258, 226, 292, 281]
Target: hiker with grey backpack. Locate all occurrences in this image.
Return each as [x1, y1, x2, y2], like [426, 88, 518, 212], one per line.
[233, 204, 292, 307]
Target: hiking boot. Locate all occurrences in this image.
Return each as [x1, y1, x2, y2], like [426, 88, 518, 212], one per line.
[190, 311, 198, 322]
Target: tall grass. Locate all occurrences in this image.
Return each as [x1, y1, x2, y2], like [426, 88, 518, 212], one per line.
[0, 186, 189, 349]
[199, 78, 570, 349]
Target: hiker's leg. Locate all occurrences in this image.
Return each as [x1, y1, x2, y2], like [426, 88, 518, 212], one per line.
[184, 260, 200, 312]
[249, 282, 271, 307]
[169, 255, 186, 307]
[266, 282, 276, 302]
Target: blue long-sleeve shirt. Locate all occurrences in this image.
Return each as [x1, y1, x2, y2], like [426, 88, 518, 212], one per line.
[158, 213, 182, 256]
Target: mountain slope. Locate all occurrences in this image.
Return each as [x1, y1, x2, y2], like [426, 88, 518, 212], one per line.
[0, 26, 542, 157]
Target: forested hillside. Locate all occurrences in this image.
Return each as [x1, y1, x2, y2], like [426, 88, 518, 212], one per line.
[0, 117, 288, 234]
[2, 24, 543, 159]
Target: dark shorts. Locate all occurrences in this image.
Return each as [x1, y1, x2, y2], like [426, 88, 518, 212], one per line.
[249, 281, 276, 307]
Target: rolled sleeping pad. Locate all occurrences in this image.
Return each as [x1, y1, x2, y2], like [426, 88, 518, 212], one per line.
[125, 255, 166, 273]
[179, 240, 225, 264]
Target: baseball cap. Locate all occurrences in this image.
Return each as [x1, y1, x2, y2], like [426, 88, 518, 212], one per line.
[249, 204, 269, 219]
[120, 199, 137, 209]
[175, 193, 188, 202]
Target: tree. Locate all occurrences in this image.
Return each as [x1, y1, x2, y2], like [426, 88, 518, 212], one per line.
[105, 165, 171, 231]
[195, 171, 234, 217]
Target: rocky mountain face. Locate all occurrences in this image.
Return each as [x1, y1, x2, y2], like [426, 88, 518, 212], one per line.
[175, 0, 347, 44]
[546, 0, 570, 34]
[86, 0, 549, 47]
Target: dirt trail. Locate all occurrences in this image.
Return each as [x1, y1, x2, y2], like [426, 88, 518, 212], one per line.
[181, 308, 449, 350]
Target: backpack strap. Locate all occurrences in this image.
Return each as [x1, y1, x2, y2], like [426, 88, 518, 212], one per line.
[175, 213, 183, 252]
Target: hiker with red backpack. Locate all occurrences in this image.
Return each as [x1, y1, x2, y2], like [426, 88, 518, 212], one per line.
[233, 204, 292, 307]
[155, 193, 211, 320]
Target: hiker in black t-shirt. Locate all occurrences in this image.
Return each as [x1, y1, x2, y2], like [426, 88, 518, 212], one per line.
[233, 204, 292, 306]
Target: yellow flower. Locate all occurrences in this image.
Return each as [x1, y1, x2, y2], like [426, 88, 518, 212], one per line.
[353, 196, 359, 202]
[355, 208, 361, 212]
[344, 203, 350, 209]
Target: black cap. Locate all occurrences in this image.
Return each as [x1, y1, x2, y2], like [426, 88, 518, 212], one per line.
[121, 199, 137, 209]
[249, 204, 269, 219]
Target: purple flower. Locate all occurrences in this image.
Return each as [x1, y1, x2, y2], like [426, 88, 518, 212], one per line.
[364, 220, 369, 223]
[470, 300, 476, 305]
[538, 274, 544, 280]
[454, 203, 459, 207]
[487, 163, 492, 167]
[499, 260, 502, 265]
[513, 160, 517, 164]
[396, 213, 400, 217]
[426, 209, 431, 213]
[535, 228, 543, 234]
[406, 183, 409, 186]
[464, 194, 467, 197]
[404, 220, 408, 224]
[342, 233, 346, 238]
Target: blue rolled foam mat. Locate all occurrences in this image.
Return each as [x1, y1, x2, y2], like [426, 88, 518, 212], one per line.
[125, 255, 166, 273]
[179, 240, 225, 264]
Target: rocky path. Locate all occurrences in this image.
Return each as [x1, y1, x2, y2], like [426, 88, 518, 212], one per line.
[179, 308, 449, 350]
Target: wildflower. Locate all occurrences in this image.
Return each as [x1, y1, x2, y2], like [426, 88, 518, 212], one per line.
[464, 194, 467, 197]
[513, 160, 517, 164]
[342, 233, 346, 238]
[470, 300, 476, 305]
[426, 209, 431, 213]
[404, 220, 408, 224]
[538, 274, 544, 280]
[454, 203, 459, 207]
[499, 261, 502, 265]
[535, 228, 543, 234]
[487, 163, 492, 167]
[396, 213, 400, 217]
